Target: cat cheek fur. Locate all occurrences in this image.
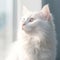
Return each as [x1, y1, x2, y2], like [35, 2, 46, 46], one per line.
[24, 22, 37, 32]
[22, 20, 36, 32]
[23, 20, 40, 32]
[23, 24, 33, 32]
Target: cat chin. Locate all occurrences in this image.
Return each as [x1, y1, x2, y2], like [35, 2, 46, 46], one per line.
[23, 29, 32, 33]
[22, 27, 30, 32]
[22, 26, 32, 33]
[22, 28, 34, 35]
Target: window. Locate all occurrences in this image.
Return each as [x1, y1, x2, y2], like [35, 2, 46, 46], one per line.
[0, 0, 13, 60]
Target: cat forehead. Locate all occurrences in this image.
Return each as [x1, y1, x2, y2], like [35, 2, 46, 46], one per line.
[21, 15, 34, 20]
[22, 12, 41, 19]
[30, 13, 43, 19]
[29, 12, 40, 18]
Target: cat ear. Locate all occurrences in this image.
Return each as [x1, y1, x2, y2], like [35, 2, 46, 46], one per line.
[41, 4, 50, 20]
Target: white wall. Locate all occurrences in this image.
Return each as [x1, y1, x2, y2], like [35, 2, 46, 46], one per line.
[22, 0, 42, 16]
[17, 0, 42, 19]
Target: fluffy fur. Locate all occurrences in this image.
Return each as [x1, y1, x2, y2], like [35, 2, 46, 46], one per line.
[5, 4, 57, 60]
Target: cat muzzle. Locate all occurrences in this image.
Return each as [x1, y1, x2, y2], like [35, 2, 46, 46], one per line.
[22, 23, 25, 30]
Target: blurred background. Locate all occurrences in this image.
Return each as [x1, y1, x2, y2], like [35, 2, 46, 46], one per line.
[0, 0, 13, 60]
[0, 0, 60, 60]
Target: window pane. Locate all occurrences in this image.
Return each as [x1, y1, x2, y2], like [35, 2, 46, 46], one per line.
[0, 0, 13, 60]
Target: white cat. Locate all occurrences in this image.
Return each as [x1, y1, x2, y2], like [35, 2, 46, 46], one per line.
[5, 4, 57, 60]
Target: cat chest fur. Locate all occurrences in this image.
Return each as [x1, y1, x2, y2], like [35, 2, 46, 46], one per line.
[18, 35, 41, 60]
[21, 31, 53, 51]
[18, 32, 54, 60]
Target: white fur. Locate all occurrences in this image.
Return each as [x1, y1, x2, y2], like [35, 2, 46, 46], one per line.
[5, 6, 57, 60]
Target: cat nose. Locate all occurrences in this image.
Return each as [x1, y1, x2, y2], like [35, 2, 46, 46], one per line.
[22, 23, 25, 26]
[23, 24, 25, 26]
[22, 23, 25, 30]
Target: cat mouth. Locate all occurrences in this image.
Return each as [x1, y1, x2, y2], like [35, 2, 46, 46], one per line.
[22, 26, 31, 33]
[22, 24, 32, 33]
[22, 23, 25, 30]
[22, 26, 25, 30]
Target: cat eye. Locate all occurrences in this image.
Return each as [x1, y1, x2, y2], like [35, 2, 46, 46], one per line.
[29, 18, 35, 22]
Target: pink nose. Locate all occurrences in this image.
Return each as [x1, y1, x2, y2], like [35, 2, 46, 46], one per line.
[22, 23, 25, 30]
[23, 23, 25, 26]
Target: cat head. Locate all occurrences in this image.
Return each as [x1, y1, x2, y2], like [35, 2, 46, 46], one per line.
[21, 4, 52, 34]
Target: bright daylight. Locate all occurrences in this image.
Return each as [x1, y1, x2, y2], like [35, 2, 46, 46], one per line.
[0, 0, 60, 60]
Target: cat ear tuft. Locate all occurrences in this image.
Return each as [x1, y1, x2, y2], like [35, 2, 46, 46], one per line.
[41, 4, 50, 20]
